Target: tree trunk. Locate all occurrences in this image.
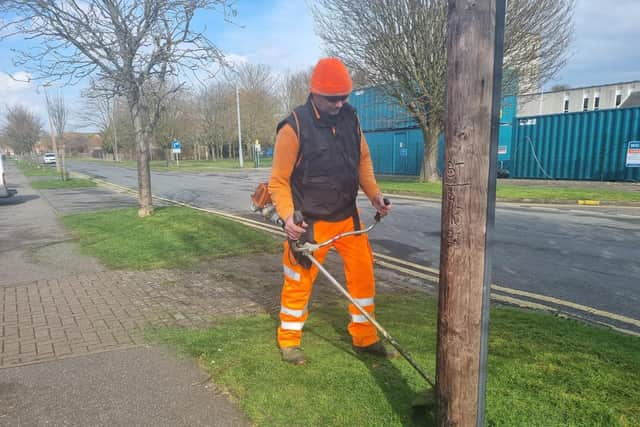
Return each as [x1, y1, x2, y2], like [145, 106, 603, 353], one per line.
[421, 125, 441, 182]
[60, 143, 67, 181]
[131, 102, 154, 217]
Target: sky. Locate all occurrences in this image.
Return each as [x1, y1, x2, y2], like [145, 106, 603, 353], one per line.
[0, 0, 639, 132]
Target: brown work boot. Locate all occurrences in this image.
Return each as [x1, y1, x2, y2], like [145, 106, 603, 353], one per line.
[280, 346, 306, 365]
[353, 341, 398, 358]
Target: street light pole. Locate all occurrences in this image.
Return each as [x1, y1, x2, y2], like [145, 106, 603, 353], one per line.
[236, 84, 244, 168]
[43, 85, 61, 178]
[113, 97, 119, 162]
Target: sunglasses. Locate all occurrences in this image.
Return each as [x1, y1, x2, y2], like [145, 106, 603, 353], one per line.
[322, 94, 349, 103]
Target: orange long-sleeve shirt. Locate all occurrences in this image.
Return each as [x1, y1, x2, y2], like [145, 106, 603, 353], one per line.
[268, 122, 381, 221]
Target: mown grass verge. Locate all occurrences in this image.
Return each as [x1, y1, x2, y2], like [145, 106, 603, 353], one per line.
[31, 178, 97, 189]
[378, 180, 640, 203]
[62, 206, 280, 269]
[15, 160, 60, 176]
[148, 294, 640, 427]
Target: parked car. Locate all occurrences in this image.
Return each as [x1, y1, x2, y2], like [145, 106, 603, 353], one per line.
[43, 152, 57, 165]
[496, 167, 510, 179]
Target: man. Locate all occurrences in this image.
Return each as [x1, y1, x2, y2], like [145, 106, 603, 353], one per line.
[268, 57, 393, 365]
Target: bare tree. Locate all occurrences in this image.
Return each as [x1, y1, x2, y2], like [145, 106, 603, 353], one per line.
[1, 105, 43, 155]
[198, 81, 236, 160]
[313, 0, 574, 181]
[281, 68, 313, 114]
[80, 92, 115, 158]
[45, 91, 69, 179]
[81, 91, 133, 161]
[236, 63, 280, 158]
[503, 0, 574, 95]
[153, 88, 194, 163]
[1, 1, 234, 216]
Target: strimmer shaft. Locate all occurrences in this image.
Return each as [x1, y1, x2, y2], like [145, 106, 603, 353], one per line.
[306, 253, 435, 388]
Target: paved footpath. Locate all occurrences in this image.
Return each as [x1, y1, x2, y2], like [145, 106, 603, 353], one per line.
[0, 164, 252, 426]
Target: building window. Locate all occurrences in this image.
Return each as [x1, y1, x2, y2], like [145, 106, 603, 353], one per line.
[594, 96, 600, 110]
[615, 91, 622, 107]
[563, 99, 569, 113]
[583, 97, 589, 111]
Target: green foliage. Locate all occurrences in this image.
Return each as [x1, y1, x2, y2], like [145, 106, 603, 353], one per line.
[377, 180, 640, 203]
[16, 161, 59, 176]
[31, 178, 97, 189]
[62, 206, 280, 270]
[149, 295, 640, 426]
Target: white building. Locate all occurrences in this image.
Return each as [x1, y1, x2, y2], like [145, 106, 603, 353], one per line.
[518, 80, 640, 117]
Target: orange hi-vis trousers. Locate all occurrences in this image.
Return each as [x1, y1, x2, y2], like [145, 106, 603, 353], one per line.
[277, 215, 379, 349]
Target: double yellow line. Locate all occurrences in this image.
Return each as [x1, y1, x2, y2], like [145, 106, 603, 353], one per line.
[78, 172, 640, 337]
[374, 253, 640, 336]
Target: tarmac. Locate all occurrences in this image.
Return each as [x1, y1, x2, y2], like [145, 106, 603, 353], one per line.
[0, 164, 251, 426]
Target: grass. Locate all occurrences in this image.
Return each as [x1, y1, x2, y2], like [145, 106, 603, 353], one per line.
[377, 179, 640, 203]
[148, 294, 640, 427]
[30, 178, 97, 189]
[496, 184, 640, 203]
[62, 206, 280, 269]
[78, 158, 272, 172]
[15, 160, 60, 177]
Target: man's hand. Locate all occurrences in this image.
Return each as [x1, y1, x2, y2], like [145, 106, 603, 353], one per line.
[372, 194, 392, 218]
[284, 214, 308, 241]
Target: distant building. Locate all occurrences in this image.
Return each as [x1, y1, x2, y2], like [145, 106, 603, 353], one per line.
[518, 80, 640, 116]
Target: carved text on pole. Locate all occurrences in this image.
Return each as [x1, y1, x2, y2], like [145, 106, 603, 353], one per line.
[444, 160, 469, 248]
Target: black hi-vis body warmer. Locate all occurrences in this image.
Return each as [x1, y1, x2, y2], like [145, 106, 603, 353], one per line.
[277, 97, 361, 222]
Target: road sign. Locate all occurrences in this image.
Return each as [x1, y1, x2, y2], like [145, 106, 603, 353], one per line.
[625, 141, 640, 167]
[171, 140, 181, 154]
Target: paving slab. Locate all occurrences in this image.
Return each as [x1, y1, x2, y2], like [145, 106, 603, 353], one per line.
[0, 162, 252, 426]
[0, 164, 105, 286]
[0, 346, 248, 426]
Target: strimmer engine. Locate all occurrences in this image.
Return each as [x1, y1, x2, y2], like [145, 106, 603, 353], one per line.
[249, 182, 284, 227]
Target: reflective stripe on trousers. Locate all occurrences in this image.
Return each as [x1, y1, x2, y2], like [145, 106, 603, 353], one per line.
[277, 214, 378, 348]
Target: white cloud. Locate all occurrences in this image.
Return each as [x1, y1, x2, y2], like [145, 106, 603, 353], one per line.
[0, 72, 60, 129]
[224, 53, 249, 68]
[0, 71, 32, 93]
[220, 1, 322, 74]
[0, 72, 45, 121]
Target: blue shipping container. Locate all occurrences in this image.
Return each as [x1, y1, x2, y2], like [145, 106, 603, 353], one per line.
[512, 107, 640, 181]
[351, 87, 516, 176]
[364, 128, 424, 175]
[350, 87, 417, 132]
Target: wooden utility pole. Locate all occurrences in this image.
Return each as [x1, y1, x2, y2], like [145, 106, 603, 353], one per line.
[437, 1, 505, 426]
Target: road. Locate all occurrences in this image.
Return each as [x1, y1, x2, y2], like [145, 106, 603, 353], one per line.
[68, 160, 640, 333]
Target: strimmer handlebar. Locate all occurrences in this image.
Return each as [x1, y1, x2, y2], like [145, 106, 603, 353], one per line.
[292, 198, 390, 255]
[374, 197, 391, 222]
